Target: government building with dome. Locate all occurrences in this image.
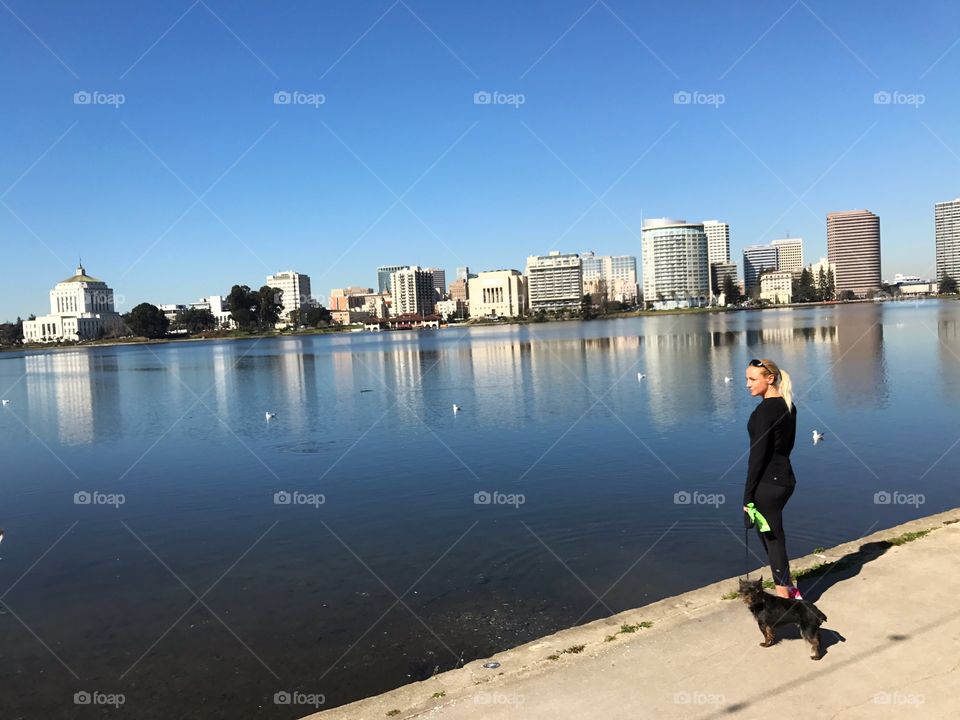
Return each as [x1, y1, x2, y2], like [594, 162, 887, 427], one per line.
[22, 263, 126, 342]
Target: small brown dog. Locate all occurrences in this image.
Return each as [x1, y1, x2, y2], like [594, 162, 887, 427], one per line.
[738, 577, 827, 660]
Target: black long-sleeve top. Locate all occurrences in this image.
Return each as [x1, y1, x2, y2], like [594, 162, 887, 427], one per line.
[744, 396, 797, 505]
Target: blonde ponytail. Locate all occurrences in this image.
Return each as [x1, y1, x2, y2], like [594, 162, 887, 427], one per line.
[778, 368, 793, 411]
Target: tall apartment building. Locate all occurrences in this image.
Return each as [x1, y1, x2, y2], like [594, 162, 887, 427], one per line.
[580, 252, 639, 304]
[641, 219, 709, 308]
[456, 266, 470, 281]
[377, 265, 409, 294]
[827, 210, 881, 297]
[424, 267, 447, 297]
[743, 245, 779, 293]
[711, 262, 738, 297]
[449, 278, 469, 302]
[468, 270, 528, 318]
[266, 271, 313, 324]
[703, 220, 731, 265]
[935, 198, 960, 284]
[772, 237, 804, 273]
[525, 252, 583, 311]
[391, 267, 437, 316]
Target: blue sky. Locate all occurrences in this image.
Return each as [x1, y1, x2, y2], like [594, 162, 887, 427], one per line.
[2, 0, 959, 320]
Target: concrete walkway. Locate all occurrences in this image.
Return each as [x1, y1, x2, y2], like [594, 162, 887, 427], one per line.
[307, 509, 960, 720]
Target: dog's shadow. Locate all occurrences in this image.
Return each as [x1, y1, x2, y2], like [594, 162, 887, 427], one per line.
[776, 623, 847, 657]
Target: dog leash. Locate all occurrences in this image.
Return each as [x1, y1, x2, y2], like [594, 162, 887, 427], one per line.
[744, 526, 750, 578]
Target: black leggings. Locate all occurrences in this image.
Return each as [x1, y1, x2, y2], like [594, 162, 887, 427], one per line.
[754, 482, 795, 586]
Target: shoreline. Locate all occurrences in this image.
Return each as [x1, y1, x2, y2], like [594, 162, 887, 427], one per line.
[2, 296, 953, 356]
[305, 506, 960, 719]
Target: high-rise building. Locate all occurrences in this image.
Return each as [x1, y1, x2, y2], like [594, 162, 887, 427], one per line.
[377, 265, 409, 294]
[743, 245, 779, 293]
[425, 267, 447, 297]
[711, 262, 738, 297]
[456, 266, 470, 282]
[391, 267, 437, 316]
[935, 198, 960, 285]
[827, 210, 881, 297]
[468, 270, 528, 318]
[703, 220, 731, 265]
[449, 278, 469, 302]
[641, 219, 709, 308]
[266, 271, 313, 324]
[329, 287, 373, 311]
[772, 237, 804, 273]
[525, 252, 583, 311]
[580, 251, 639, 304]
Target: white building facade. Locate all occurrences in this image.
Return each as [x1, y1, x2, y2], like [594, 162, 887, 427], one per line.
[581, 252, 639, 304]
[468, 270, 527, 317]
[935, 198, 960, 285]
[266, 271, 313, 325]
[703, 220, 730, 265]
[391, 267, 437, 316]
[641, 219, 709, 309]
[23, 264, 125, 343]
[772, 237, 804, 273]
[760, 270, 794, 305]
[525, 252, 582, 311]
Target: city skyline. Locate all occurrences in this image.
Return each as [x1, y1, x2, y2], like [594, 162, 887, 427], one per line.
[4, 1, 960, 320]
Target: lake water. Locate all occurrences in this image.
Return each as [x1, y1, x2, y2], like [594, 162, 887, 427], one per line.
[1, 301, 957, 718]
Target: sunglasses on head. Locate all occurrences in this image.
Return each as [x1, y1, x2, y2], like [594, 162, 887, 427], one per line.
[750, 358, 777, 376]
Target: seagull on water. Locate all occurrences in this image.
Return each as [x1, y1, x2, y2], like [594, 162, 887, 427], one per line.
[1, 400, 9, 406]
[265, 412, 276, 421]
[453, 404, 461, 414]
[637, 372, 646, 380]
[723, 376, 732, 383]
[812, 430, 825, 445]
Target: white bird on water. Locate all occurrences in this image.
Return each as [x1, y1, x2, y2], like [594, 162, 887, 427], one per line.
[1, 400, 9, 406]
[452, 404, 461, 414]
[265, 412, 276, 421]
[637, 372, 646, 381]
[723, 376, 732, 383]
[812, 430, 825, 445]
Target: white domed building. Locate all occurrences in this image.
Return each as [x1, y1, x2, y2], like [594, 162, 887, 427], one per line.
[23, 263, 126, 342]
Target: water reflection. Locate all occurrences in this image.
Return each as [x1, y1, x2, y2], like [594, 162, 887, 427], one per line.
[24, 351, 120, 445]
[937, 310, 960, 396]
[830, 306, 888, 408]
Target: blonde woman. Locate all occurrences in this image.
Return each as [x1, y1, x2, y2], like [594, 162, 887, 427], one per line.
[743, 358, 802, 600]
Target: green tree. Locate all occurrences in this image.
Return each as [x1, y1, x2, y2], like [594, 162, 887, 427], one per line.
[816, 268, 828, 301]
[258, 286, 283, 329]
[721, 274, 740, 304]
[227, 285, 259, 330]
[839, 289, 857, 301]
[125, 303, 169, 339]
[0, 317, 23, 346]
[305, 305, 332, 327]
[826, 269, 836, 300]
[173, 307, 216, 334]
[940, 273, 958, 294]
[794, 268, 816, 303]
[580, 294, 596, 320]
